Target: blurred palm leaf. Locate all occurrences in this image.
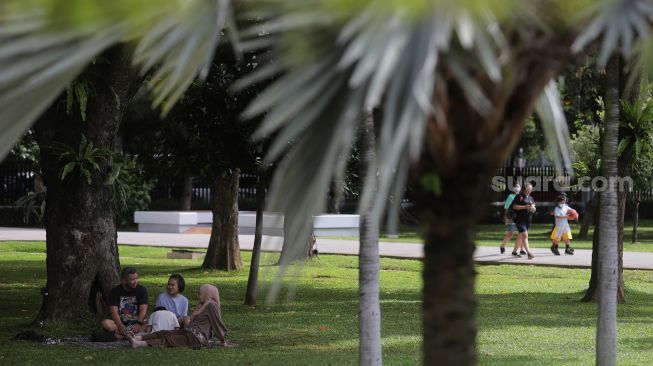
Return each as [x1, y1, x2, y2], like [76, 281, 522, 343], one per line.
[571, 0, 653, 93]
[241, 1, 560, 265]
[571, 0, 653, 63]
[0, 8, 124, 160]
[0, 0, 234, 160]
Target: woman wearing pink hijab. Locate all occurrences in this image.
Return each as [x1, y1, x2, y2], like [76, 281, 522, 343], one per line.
[128, 284, 230, 348]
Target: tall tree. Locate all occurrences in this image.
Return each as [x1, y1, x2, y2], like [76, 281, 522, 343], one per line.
[33, 45, 141, 322]
[358, 109, 382, 366]
[596, 53, 620, 366]
[244, 173, 268, 306]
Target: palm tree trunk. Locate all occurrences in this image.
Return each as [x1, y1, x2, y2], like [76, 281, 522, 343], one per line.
[202, 169, 243, 270]
[419, 184, 478, 365]
[359, 110, 382, 366]
[244, 174, 266, 306]
[596, 53, 619, 366]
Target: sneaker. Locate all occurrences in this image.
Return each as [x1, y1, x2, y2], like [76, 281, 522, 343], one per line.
[527, 253, 535, 260]
[500, 246, 505, 254]
[519, 250, 526, 255]
[512, 251, 521, 258]
[565, 247, 574, 255]
[551, 245, 560, 255]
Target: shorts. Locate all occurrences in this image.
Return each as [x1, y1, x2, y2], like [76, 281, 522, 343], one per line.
[505, 223, 517, 233]
[515, 222, 530, 233]
[550, 226, 572, 241]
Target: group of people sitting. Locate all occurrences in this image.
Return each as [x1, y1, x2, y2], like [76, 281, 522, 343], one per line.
[100, 267, 231, 349]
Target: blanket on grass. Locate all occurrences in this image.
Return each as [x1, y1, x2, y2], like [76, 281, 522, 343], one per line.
[12, 331, 231, 349]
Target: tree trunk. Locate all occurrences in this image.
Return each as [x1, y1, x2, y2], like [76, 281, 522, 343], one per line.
[277, 209, 316, 264]
[416, 173, 480, 365]
[327, 179, 342, 214]
[582, 209, 601, 302]
[582, 55, 628, 304]
[413, 38, 568, 364]
[202, 170, 243, 270]
[581, 200, 627, 304]
[385, 189, 400, 239]
[180, 171, 193, 211]
[632, 195, 640, 243]
[578, 192, 597, 239]
[244, 174, 267, 306]
[596, 54, 619, 366]
[33, 45, 140, 323]
[359, 110, 382, 366]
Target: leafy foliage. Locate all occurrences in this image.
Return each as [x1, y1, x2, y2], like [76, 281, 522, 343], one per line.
[50, 134, 110, 185]
[65, 79, 93, 122]
[620, 98, 653, 192]
[14, 191, 46, 224]
[571, 123, 602, 186]
[107, 154, 155, 226]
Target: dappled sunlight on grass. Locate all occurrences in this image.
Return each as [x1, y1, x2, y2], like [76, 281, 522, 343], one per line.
[0, 241, 651, 365]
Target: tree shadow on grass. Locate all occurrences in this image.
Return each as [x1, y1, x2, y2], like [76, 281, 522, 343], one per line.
[478, 289, 653, 330]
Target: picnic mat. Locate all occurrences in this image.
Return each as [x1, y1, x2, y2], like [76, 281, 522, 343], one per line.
[12, 331, 233, 349]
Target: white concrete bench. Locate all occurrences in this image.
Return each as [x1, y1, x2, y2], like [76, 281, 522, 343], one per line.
[133, 211, 206, 233]
[134, 211, 360, 236]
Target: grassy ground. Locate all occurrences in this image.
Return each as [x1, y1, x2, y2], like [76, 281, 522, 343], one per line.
[1, 241, 652, 365]
[327, 220, 653, 253]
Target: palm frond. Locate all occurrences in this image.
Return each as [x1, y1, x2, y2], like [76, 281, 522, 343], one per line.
[132, 0, 234, 115]
[241, 3, 514, 271]
[534, 81, 573, 175]
[0, 0, 236, 161]
[0, 8, 124, 160]
[571, 0, 653, 65]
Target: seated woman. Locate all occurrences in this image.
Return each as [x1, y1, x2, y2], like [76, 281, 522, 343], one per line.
[128, 284, 230, 348]
[155, 274, 190, 328]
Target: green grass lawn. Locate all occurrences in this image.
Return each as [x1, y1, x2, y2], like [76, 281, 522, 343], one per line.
[327, 220, 653, 253]
[1, 241, 652, 365]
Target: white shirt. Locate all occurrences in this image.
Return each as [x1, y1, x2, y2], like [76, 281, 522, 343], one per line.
[554, 204, 570, 231]
[148, 310, 179, 332]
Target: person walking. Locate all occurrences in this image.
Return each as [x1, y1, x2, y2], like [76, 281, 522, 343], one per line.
[550, 194, 576, 255]
[511, 183, 536, 259]
[499, 183, 521, 254]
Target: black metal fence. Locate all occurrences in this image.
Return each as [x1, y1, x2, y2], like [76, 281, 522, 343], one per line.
[150, 172, 264, 210]
[490, 166, 578, 204]
[4, 158, 653, 210]
[0, 159, 34, 206]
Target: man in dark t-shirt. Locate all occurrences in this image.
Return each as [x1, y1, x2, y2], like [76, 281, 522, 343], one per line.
[100, 267, 148, 337]
[511, 183, 536, 259]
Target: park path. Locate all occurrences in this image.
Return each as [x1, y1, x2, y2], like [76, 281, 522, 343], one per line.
[1, 226, 652, 270]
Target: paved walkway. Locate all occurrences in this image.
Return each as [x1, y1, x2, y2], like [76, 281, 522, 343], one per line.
[1, 227, 652, 270]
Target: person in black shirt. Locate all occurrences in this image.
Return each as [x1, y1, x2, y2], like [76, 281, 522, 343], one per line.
[100, 267, 148, 338]
[511, 183, 536, 259]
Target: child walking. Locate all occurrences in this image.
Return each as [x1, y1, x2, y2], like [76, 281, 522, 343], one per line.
[550, 195, 575, 255]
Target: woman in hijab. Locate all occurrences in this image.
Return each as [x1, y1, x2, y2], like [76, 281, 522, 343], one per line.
[128, 284, 230, 348]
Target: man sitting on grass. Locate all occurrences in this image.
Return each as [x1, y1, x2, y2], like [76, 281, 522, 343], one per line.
[100, 267, 148, 338]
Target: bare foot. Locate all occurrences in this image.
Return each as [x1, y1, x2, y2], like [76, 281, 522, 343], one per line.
[127, 334, 147, 348]
[222, 340, 236, 348]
